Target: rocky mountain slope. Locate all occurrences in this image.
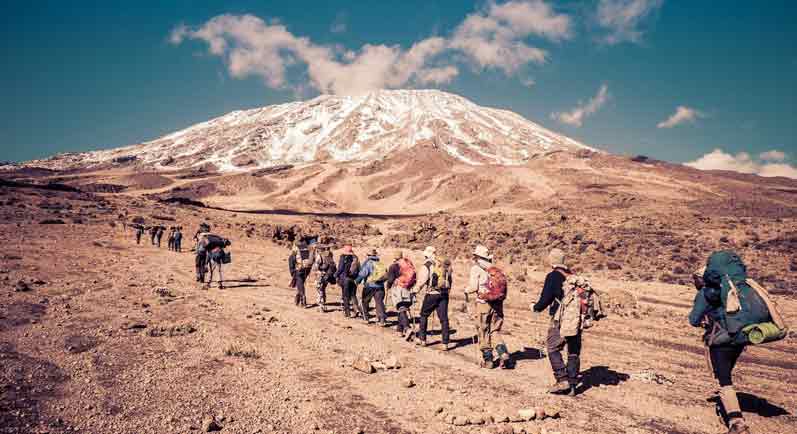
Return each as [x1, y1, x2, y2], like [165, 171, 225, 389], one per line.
[24, 89, 591, 172]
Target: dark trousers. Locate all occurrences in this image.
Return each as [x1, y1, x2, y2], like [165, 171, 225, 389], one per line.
[340, 278, 360, 317]
[156, 235, 162, 247]
[397, 302, 411, 333]
[546, 321, 582, 385]
[168, 238, 174, 250]
[195, 251, 207, 282]
[361, 286, 386, 322]
[136, 234, 141, 244]
[418, 293, 450, 344]
[710, 345, 745, 387]
[174, 240, 181, 252]
[293, 271, 307, 306]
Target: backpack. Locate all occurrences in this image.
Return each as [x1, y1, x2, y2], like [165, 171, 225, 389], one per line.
[367, 260, 388, 285]
[396, 258, 416, 289]
[555, 275, 604, 337]
[426, 261, 451, 291]
[349, 255, 361, 278]
[297, 248, 313, 270]
[479, 267, 507, 302]
[704, 251, 787, 345]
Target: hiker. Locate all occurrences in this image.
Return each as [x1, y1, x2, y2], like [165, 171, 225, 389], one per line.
[167, 227, 176, 251]
[336, 245, 361, 318]
[355, 248, 388, 326]
[532, 248, 580, 394]
[173, 227, 183, 252]
[196, 233, 231, 289]
[314, 246, 336, 312]
[289, 241, 313, 307]
[155, 226, 164, 248]
[688, 251, 785, 434]
[135, 225, 144, 245]
[415, 246, 454, 350]
[194, 224, 212, 282]
[385, 251, 417, 340]
[150, 226, 158, 245]
[467, 245, 510, 368]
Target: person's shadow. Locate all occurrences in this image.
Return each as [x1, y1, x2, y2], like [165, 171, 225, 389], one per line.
[510, 346, 545, 362]
[577, 366, 630, 394]
[708, 393, 790, 425]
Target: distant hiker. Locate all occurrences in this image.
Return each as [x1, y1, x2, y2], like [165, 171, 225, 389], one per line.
[167, 227, 176, 251]
[533, 248, 579, 394]
[689, 251, 787, 434]
[149, 226, 158, 245]
[135, 225, 144, 245]
[415, 247, 454, 350]
[467, 245, 510, 368]
[355, 248, 388, 326]
[155, 226, 164, 248]
[289, 241, 313, 307]
[173, 227, 183, 252]
[194, 225, 212, 283]
[196, 233, 231, 289]
[194, 222, 211, 248]
[314, 246, 336, 312]
[336, 245, 361, 318]
[385, 251, 417, 340]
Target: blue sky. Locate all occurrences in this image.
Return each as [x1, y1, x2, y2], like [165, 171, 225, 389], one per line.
[2, 1, 796, 176]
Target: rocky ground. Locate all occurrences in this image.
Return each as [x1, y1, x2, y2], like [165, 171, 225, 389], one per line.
[1, 168, 796, 434]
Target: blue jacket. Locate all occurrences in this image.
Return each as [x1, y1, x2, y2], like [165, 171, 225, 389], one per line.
[355, 256, 384, 290]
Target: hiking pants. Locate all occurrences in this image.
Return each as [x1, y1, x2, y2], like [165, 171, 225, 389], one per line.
[361, 286, 386, 323]
[477, 301, 506, 351]
[418, 293, 450, 344]
[168, 238, 174, 250]
[709, 345, 744, 387]
[136, 234, 141, 244]
[293, 270, 307, 306]
[195, 251, 208, 282]
[316, 275, 329, 307]
[156, 235, 162, 247]
[397, 301, 411, 333]
[547, 320, 582, 385]
[340, 278, 360, 317]
[174, 239, 181, 252]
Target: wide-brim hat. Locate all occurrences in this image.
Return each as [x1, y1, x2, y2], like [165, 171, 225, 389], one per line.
[548, 248, 567, 269]
[367, 248, 378, 257]
[422, 246, 436, 259]
[472, 245, 493, 261]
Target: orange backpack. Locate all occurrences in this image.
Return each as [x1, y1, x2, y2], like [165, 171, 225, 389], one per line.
[479, 267, 508, 302]
[396, 258, 417, 289]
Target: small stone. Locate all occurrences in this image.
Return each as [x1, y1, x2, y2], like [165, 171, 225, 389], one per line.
[445, 415, 456, 424]
[526, 427, 542, 434]
[509, 414, 526, 423]
[534, 407, 546, 420]
[384, 356, 401, 369]
[14, 280, 31, 292]
[543, 406, 560, 419]
[352, 357, 375, 374]
[372, 361, 387, 370]
[403, 378, 415, 388]
[471, 415, 486, 425]
[518, 408, 536, 421]
[492, 413, 510, 423]
[453, 416, 470, 426]
[435, 406, 444, 414]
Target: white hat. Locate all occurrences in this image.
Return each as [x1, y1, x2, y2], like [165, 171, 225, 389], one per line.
[548, 248, 567, 269]
[422, 246, 436, 259]
[472, 245, 493, 261]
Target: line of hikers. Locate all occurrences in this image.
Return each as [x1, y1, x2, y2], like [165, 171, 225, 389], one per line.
[288, 242, 786, 434]
[133, 224, 184, 252]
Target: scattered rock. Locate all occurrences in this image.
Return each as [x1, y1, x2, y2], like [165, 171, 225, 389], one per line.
[630, 369, 674, 385]
[534, 407, 546, 420]
[14, 280, 31, 292]
[518, 408, 536, 421]
[452, 416, 470, 426]
[471, 415, 486, 425]
[201, 416, 221, 432]
[384, 356, 401, 369]
[543, 406, 560, 419]
[148, 323, 197, 337]
[403, 378, 415, 388]
[121, 321, 147, 330]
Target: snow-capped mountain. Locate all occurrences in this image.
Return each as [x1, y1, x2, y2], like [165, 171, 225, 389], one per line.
[28, 89, 592, 171]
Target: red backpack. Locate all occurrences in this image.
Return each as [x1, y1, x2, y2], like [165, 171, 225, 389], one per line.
[396, 258, 417, 289]
[479, 267, 507, 302]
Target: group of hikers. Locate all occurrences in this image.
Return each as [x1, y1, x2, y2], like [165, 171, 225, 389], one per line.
[133, 224, 183, 252]
[287, 240, 786, 434]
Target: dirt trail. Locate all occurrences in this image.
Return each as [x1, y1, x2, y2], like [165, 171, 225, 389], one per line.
[2, 220, 795, 434]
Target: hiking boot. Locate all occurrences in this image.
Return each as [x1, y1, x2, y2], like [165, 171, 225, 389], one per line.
[499, 356, 512, 369]
[568, 384, 578, 396]
[548, 380, 570, 394]
[727, 421, 751, 434]
[414, 338, 427, 347]
[403, 329, 415, 341]
[444, 342, 456, 351]
[480, 349, 495, 368]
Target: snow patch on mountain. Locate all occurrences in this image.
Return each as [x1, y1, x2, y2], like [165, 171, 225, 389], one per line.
[26, 89, 593, 172]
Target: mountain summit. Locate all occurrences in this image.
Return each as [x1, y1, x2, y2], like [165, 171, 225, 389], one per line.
[31, 89, 591, 172]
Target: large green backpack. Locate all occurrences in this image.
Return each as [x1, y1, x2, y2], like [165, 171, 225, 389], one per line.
[703, 251, 787, 344]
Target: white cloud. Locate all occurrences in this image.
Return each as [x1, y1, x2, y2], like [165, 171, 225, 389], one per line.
[657, 105, 704, 128]
[450, 0, 572, 74]
[759, 150, 786, 162]
[171, 2, 571, 95]
[596, 0, 663, 45]
[551, 84, 609, 127]
[685, 148, 797, 179]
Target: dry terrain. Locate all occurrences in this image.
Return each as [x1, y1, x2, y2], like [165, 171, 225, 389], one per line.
[1, 154, 796, 434]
